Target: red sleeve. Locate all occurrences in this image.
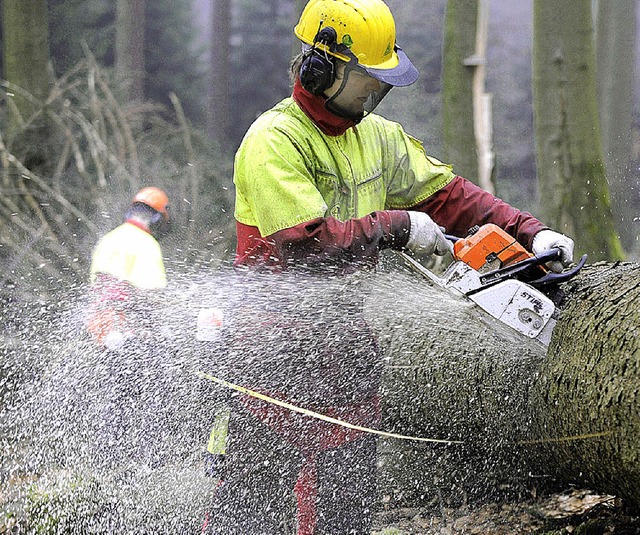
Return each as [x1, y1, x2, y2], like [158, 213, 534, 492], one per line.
[235, 210, 410, 269]
[414, 175, 548, 250]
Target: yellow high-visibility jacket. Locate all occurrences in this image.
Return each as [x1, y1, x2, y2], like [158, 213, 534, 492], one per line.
[234, 97, 454, 237]
[90, 222, 166, 290]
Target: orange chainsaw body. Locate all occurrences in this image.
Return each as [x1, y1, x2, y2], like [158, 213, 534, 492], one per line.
[453, 224, 532, 272]
[399, 223, 586, 346]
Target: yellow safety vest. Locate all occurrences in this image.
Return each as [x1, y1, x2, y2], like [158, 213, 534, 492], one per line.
[90, 222, 166, 289]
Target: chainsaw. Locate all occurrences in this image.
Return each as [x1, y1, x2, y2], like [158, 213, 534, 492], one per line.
[399, 224, 587, 346]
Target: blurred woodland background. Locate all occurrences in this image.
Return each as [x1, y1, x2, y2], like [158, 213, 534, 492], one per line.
[1, 3, 639, 531]
[1, 0, 639, 306]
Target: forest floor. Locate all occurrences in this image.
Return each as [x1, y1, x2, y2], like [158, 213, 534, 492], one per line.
[2, 466, 640, 534]
[372, 488, 640, 534]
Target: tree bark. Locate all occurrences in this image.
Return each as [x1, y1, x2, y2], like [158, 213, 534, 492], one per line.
[366, 261, 640, 511]
[207, 0, 231, 145]
[532, 0, 624, 262]
[529, 261, 640, 508]
[2, 0, 57, 180]
[595, 0, 637, 252]
[2, 0, 51, 144]
[116, 0, 146, 103]
[441, 0, 478, 182]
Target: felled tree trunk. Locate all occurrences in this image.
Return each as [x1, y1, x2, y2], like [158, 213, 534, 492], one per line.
[365, 261, 640, 511]
[529, 262, 639, 507]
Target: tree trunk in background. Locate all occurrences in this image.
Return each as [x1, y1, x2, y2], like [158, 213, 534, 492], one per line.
[368, 262, 640, 511]
[207, 0, 231, 145]
[532, 0, 624, 262]
[468, 0, 495, 194]
[595, 0, 637, 253]
[442, 0, 478, 182]
[115, 0, 146, 103]
[291, 0, 307, 60]
[2, 0, 51, 145]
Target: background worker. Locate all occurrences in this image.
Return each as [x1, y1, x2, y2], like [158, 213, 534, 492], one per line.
[205, 0, 575, 533]
[86, 186, 174, 467]
[87, 186, 170, 349]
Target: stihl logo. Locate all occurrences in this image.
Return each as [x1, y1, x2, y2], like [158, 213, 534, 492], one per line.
[521, 290, 544, 312]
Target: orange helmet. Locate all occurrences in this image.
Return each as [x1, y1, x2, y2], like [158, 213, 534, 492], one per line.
[132, 187, 169, 221]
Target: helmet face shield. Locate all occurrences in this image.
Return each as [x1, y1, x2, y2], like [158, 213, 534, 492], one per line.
[362, 80, 393, 116]
[324, 61, 393, 121]
[294, 0, 419, 121]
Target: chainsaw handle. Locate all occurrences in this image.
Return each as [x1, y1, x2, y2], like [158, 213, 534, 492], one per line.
[478, 246, 585, 287]
[529, 253, 588, 288]
[534, 247, 563, 264]
[479, 247, 560, 285]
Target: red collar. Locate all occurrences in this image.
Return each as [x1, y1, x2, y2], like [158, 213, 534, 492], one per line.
[125, 219, 151, 234]
[292, 78, 356, 136]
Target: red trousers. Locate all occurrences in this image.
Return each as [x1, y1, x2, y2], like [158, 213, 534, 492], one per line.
[204, 397, 379, 534]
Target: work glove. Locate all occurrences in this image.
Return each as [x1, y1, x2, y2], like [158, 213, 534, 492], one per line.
[406, 211, 454, 256]
[532, 229, 574, 273]
[103, 330, 134, 351]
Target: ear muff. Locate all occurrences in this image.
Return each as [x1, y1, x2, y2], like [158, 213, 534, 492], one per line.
[299, 26, 338, 95]
[150, 211, 164, 226]
[149, 209, 171, 240]
[300, 53, 335, 95]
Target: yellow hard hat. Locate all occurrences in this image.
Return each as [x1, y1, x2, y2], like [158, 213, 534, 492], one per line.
[132, 187, 169, 221]
[294, 0, 418, 86]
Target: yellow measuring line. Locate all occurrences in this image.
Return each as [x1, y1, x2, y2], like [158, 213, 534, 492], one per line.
[514, 431, 613, 445]
[197, 371, 462, 445]
[197, 372, 612, 447]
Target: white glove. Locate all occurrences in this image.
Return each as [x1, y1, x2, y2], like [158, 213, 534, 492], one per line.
[406, 211, 453, 257]
[104, 331, 127, 351]
[532, 229, 574, 273]
[103, 330, 134, 351]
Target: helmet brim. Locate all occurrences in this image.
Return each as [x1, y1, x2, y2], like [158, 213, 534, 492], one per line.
[363, 47, 418, 87]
